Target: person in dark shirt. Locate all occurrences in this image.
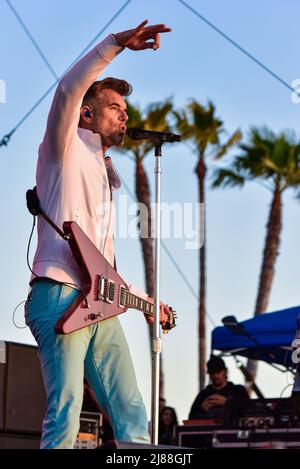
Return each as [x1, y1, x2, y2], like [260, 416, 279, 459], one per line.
[189, 355, 249, 421]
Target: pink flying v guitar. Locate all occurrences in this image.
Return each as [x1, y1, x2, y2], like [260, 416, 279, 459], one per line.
[54, 221, 176, 335]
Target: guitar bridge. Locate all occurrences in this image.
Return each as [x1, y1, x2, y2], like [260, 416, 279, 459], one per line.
[95, 275, 105, 301]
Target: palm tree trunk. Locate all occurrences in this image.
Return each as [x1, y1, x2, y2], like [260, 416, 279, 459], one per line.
[135, 158, 165, 398]
[196, 157, 207, 391]
[246, 185, 282, 385]
[135, 158, 154, 296]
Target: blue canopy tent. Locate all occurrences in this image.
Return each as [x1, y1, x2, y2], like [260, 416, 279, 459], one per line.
[211, 306, 300, 370]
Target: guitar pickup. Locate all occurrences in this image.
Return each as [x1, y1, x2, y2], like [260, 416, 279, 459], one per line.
[119, 285, 126, 307]
[105, 279, 115, 304]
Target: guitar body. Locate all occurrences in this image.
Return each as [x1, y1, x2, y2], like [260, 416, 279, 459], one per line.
[55, 221, 129, 334]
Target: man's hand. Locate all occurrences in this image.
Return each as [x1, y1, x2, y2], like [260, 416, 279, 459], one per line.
[201, 394, 227, 412]
[114, 19, 171, 51]
[201, 397, 214, 412]
[144, 299, 172, 326]
[207, 394, 227, 407]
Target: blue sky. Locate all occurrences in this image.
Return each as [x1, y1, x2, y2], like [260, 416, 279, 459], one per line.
[0, 0, 299, 423]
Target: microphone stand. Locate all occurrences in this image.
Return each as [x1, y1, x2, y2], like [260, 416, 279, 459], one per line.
[125, 128, 181, 445]
[151, 143, 162, 445]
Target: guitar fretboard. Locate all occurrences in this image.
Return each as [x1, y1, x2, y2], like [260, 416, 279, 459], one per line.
[124, 290, 154, 315]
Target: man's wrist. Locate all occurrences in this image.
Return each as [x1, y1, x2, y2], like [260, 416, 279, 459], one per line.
[112, 33, 125, 49]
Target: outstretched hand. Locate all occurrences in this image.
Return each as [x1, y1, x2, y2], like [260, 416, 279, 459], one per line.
[114, 19, 172, 51]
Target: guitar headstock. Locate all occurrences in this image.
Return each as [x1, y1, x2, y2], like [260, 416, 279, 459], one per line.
[161, 306, 177, 334]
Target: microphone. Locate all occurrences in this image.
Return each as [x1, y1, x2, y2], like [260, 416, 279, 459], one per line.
[126, 127, 182, 144]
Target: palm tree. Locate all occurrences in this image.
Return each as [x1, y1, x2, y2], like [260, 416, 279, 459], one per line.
[174, 100, 241, 390]
[115, 99, 173, 398]
[212, 127, 300, 384]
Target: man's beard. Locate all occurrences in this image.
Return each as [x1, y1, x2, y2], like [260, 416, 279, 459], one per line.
[107, 131, 125, 147]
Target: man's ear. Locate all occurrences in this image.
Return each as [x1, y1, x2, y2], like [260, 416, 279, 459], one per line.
[80, 106, 93, 124]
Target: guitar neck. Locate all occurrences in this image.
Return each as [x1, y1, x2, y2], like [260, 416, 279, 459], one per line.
[124, 290, 154, 316]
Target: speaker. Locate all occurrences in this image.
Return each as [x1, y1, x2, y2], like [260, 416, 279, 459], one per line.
[0, 431, 40, 449]
[0, 341, 46, 433]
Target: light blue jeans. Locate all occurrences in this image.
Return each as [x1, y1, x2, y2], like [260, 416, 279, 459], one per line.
[25, 278, 150, 449]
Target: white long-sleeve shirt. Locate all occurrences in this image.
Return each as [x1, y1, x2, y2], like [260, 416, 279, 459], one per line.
[31, 34, 144, 297]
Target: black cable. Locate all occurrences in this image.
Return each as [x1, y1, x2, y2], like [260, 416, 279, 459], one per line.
[11, 215, 39, 331]
[66, 0, 132, 70]
[1, 0, 298, 149]
[118, 172, 217, 327]
[0, 83, 57, 147]
[0, 0, 132, 147]
[5, 0, 59, 80]
[5, 0, 215, 327]
[177, 0, 298, 95]
[25, 214, 89, 307]
[26, 215, 37, 278]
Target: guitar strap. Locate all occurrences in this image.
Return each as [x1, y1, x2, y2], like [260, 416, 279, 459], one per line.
[104, 156, 120, 273]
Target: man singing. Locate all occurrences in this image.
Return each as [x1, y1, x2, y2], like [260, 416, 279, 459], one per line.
[25, 20, 172, 449]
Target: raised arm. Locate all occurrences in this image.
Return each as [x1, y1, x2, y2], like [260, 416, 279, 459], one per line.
[42, 20, 171, 161]
[42, 35, 123, 161]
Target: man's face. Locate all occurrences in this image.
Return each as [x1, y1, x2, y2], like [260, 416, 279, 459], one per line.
[209, 369, 227, 388]
[93, 88, 128, 150]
